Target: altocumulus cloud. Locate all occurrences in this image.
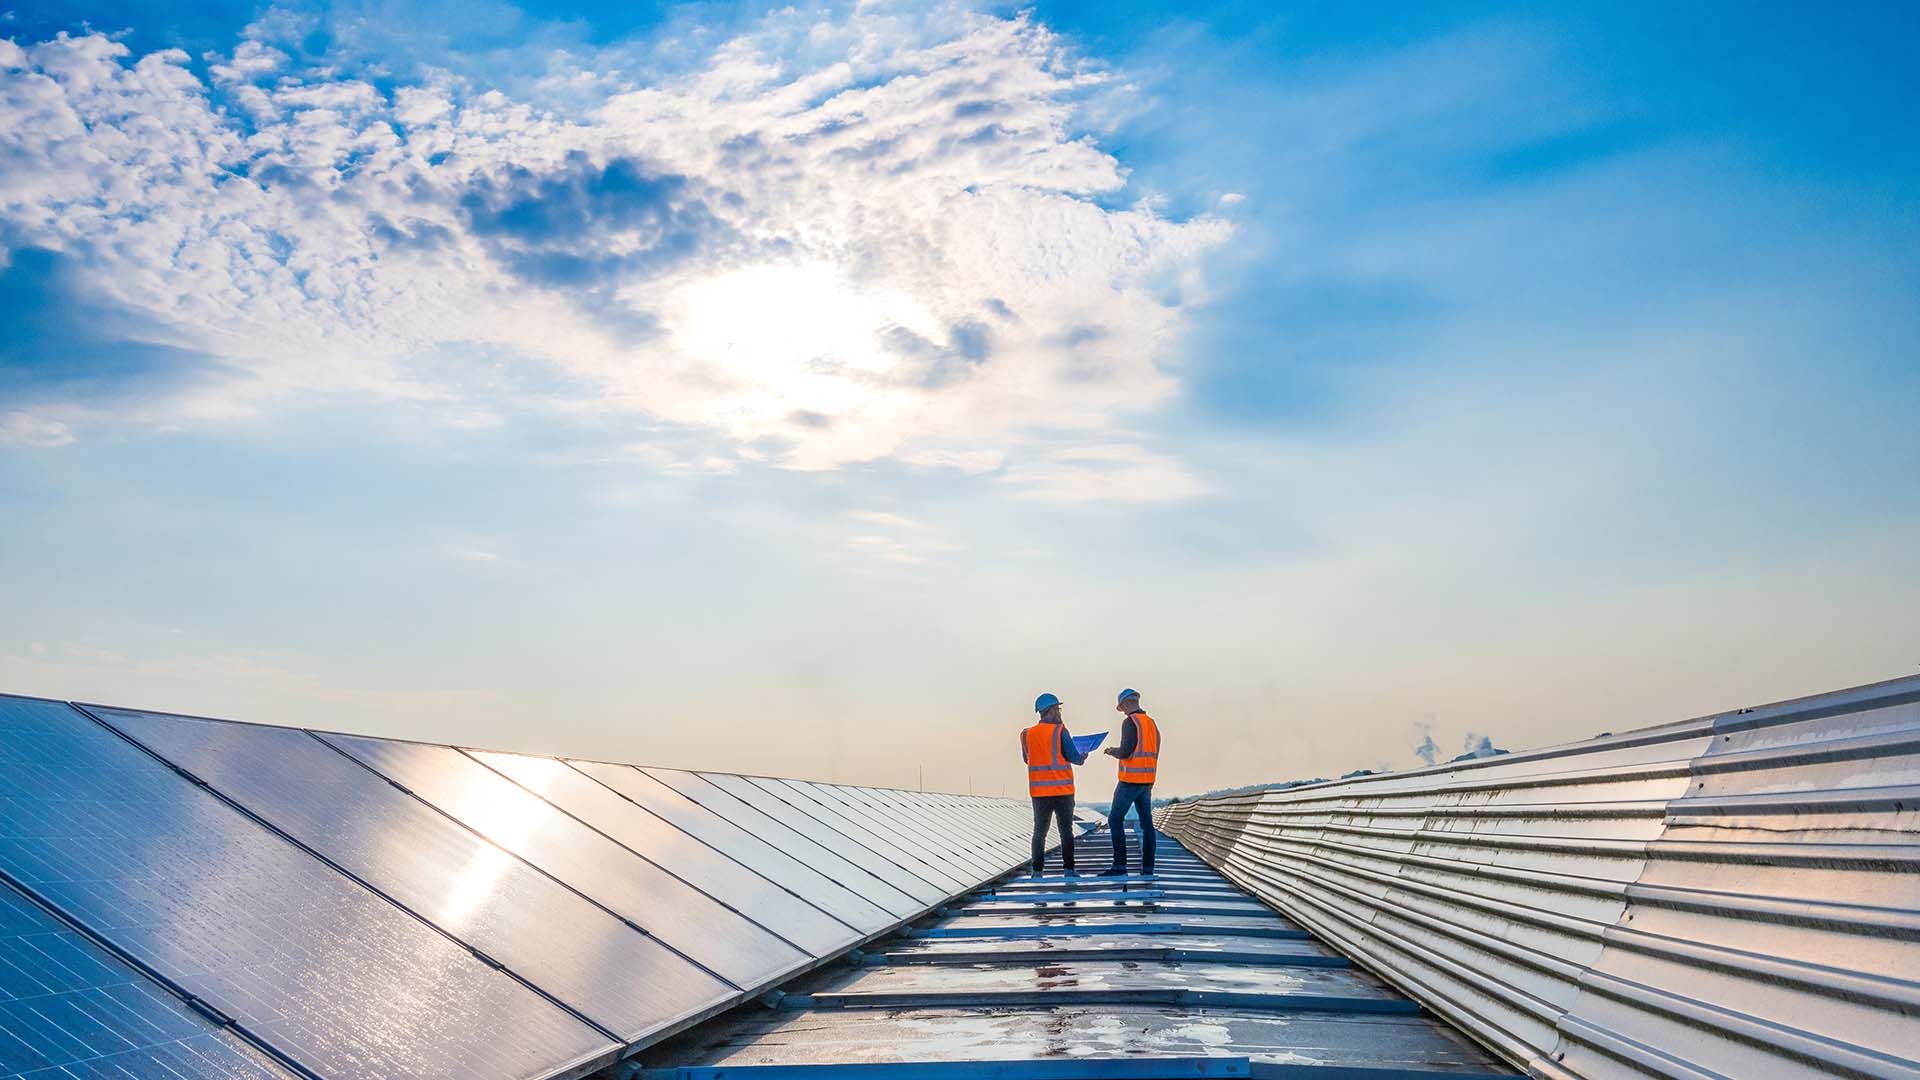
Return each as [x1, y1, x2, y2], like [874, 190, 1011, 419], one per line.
[0, 9, 1230, 488]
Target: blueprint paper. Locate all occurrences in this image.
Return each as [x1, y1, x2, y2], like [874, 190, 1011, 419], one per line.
[1071, 732, 1108, 756]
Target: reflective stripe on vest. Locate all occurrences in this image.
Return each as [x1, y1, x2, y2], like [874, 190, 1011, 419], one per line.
[1118, 711, 1159, 785]
[1024, 722, 1073, 798]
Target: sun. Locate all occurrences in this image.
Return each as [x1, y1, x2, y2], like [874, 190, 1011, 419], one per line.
[664, 262, 940, 421]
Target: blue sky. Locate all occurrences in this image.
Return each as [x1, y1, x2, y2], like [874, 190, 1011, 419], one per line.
[1, 1, 1915, 794]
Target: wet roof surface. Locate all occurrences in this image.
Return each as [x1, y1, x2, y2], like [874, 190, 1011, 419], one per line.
[632, 834, 1521, 1079]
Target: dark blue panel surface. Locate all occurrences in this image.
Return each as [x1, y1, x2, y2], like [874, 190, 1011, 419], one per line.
[0, 695, 616, 1080]
[0, 878, 293, 1080]
[89, 707, 735, 1041]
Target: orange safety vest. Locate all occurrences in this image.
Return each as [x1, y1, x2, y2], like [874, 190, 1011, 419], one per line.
[1118, 711, 1160, 785]
[1023, 721, 1074, 798]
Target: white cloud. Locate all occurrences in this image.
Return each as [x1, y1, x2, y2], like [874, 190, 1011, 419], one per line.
[0, 11, 1230, 491]
[444, 545, 502, 563]
[998, 442, 1210, 502]
[847, 509, 920, 529]
[0, 411, 76, 447]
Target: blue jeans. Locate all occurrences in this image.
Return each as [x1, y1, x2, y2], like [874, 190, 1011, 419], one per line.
[1108, 781, 1156, 871]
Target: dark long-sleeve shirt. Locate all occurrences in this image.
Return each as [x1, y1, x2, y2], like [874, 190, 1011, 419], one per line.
[1115, 713, 1142, 759]
[1020, 720, 1089, 765]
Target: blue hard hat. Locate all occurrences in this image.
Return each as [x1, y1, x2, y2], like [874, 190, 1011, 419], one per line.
[1034, 693, 1062, 713]
[1117, 688, 1141, 703]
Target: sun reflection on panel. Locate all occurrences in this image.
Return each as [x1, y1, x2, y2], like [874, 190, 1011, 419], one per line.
[437, 767, 545, 924]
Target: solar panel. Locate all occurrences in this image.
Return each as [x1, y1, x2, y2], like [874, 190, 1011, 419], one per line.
[880, 792, 1022, 871]
[640, 768, 928, 916]
[884, 790, 1024, 867]
[88, 707, 734, 1043]
[700, 774, 949, 902]
[566, 761, 899, 934]
[446, 746, 857, 958]
[821, 784, 1008, 878]
[893, 792, 1008, 864]
[907, 791, 1027, 863]
[323, 736, 836, 979]
[0, 695, 615, 1080]
[788, 781, 992, 885]
[751, 778, 962, 892]
[0, 878, 295, 1080]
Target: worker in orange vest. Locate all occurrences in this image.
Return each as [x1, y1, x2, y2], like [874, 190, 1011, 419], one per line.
[1022, 693, 1090, 876]
[1099, 688, 1159, 876]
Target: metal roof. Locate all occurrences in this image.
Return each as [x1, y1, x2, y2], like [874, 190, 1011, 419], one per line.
[0, 693, 1078, 1079]
[1159, 674, 1920, 1079]
[628, 831, 1520, 1079]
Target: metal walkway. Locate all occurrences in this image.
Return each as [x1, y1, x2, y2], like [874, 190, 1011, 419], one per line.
[627, 832, 1521, 1078]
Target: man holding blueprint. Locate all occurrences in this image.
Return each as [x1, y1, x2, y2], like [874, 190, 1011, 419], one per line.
[1098, 687, 1161, 876]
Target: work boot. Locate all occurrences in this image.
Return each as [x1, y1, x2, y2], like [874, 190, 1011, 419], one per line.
[1096, 865, 1129, 877]
[1062, 869, 1080, 878]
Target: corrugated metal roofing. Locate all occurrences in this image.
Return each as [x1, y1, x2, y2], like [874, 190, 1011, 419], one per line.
[629, 831, 1521, 1078]
[0, 693, 1074, 1079]
[1159, 674, 1920, 1080]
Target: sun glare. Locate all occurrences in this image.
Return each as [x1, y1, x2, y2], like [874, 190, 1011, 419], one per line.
[665, 263, 939, 420]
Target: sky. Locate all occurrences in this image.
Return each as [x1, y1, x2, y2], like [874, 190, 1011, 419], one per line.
[1, 0, 1915, 797]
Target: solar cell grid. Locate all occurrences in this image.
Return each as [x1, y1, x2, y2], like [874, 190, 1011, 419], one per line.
[0, 879, 295, 1080]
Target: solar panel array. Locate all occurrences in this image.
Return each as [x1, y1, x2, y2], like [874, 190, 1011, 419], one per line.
[0, 693, 1070, 1079]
